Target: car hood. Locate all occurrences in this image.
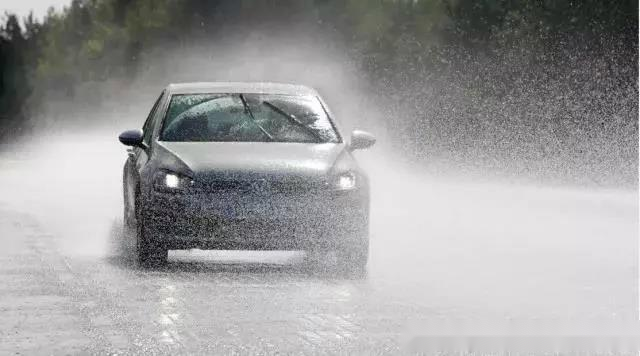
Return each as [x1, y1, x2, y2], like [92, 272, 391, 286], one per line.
[155, 141, 349, 180]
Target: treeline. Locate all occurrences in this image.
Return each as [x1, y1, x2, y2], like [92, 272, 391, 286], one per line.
[0, 0, 637, 184]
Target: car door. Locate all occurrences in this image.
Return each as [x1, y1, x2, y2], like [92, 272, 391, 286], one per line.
[123, 91, 165, 218]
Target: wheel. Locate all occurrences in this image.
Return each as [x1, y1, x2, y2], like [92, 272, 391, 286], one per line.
[306, 241, 369, 278]
[123, 166, 134, 229]
[135, 196, 168, 266]
[336, 242, 369, 278]
[136, 214, 168, 266]
[123, 201, 133, 229]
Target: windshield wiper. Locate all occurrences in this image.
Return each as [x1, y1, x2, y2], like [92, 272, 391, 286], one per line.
[262, 101, 323, 143]
[239, 94, 274, 141]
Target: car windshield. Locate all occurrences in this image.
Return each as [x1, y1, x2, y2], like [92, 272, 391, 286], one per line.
[160, 93, 340, 143]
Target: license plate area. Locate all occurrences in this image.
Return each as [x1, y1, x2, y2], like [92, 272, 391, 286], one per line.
[206, 200, 273, 220]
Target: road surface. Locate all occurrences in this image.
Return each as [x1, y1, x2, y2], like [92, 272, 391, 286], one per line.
[0, 134, 637, 354]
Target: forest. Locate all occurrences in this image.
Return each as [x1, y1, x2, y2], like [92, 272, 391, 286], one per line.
[0, 0, 637, 184]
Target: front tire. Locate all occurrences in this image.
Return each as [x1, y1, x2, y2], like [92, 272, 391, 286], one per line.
[336, 242, 369, 278]
[307, 241, 369, 278]
[135, 196, 168, 266]
[123, 202, 133, 229]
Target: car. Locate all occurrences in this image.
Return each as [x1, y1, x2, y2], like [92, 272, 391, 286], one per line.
[118, 82, 376, 274]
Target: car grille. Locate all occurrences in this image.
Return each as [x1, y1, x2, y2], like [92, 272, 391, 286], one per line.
[193, 178, 325, 195]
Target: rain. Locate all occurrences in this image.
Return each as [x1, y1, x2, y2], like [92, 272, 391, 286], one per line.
[0, 1, 637, 354]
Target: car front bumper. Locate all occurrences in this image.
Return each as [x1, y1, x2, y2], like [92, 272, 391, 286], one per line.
[141, 188, 369, 251]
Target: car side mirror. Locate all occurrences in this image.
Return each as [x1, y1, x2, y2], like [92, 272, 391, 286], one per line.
[349, 130, 376, 151]
[118, 129, 145, 148]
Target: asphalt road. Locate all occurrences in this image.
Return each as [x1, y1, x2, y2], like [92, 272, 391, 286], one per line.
[0, 134, 637, 354]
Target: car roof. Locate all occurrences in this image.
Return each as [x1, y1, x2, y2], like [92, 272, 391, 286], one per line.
[166, 82, 319, 96]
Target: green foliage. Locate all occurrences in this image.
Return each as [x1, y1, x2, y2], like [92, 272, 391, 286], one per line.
[0, 0, 636, 141]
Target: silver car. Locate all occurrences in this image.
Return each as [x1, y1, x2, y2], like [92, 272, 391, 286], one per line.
[119, 82, 375, 274]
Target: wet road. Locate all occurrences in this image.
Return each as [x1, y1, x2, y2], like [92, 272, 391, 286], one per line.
[0, 134, 637, 354]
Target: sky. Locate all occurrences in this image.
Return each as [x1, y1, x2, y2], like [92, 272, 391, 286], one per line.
[2, 0, 70, 20]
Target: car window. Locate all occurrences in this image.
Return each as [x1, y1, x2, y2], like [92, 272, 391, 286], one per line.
[160, 93, 339, 143]
[142, 91, 164, 145]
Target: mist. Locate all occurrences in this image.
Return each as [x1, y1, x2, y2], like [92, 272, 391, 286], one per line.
[0, 17, 638, 354]
[3, 31, 637, 300]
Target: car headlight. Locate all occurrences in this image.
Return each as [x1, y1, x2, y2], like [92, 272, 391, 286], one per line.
[153, 170, 193, 193]
[331, 171, 357, 190]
